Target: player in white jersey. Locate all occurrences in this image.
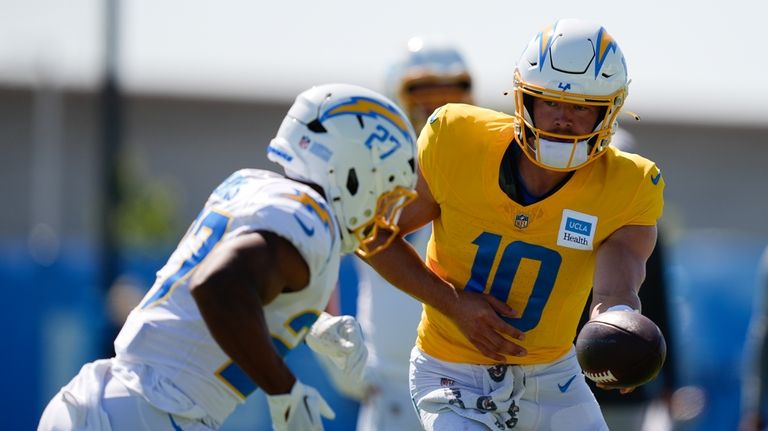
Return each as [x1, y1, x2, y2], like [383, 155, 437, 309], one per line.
[342, 38, 475, 431]
[37, 83, 417, 431]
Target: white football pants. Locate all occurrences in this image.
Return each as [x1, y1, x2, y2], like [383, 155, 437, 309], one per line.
[410, 346, 608, 431]
[38, 359, 215, 431]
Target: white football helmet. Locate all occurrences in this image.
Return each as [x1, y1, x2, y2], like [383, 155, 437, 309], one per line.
[513, 19, 629, 171]
[268, 84, 417, 257]
[387, 37, 474, 131]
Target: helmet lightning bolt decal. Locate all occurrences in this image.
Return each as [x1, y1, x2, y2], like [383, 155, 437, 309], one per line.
[321, 97, 411, 140]
[537, 22, 556, 71]
[595, 27, 618, 79]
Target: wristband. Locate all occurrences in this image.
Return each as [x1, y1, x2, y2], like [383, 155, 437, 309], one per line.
[605, 304, 639, 313]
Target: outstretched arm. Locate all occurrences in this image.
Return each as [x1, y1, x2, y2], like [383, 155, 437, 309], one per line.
[364, 172, 527, 361]
[590, 224, 657, 394]
[590, 224, 657, 317]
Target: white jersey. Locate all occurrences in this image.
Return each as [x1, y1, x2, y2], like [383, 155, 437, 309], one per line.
[113, 169, 340, 426]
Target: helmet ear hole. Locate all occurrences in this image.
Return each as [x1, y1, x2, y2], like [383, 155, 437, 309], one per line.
[346, 168, 359, 195]
[307, 119, 327, 133]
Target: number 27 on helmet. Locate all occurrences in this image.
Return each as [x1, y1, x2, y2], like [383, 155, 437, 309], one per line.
[268, 83, 418, 257]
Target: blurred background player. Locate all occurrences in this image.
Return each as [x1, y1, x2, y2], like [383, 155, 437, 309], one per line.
[327, 37, 475, 431]
[741, 245, 768, 431]
[38, 83, 417, 431]
[386, 36, 474, 133]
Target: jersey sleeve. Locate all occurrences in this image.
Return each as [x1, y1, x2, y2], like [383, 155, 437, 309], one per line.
[623, 160, 665, 226]
[418, 105, 447, 203]
[228, 191, 336, 283]
[418, 104, 469, 204]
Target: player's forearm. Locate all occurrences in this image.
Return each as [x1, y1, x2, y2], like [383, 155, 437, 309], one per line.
[591, 250, 643, 314]
[365, 234, 460, 315]
[190, 268, 295, 395]
[591, 226, 656, 317]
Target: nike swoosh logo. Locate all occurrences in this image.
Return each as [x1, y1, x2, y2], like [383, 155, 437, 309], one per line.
[294, 214, 315, 236]
[168, 414, 184, 431]
[558, 375, 577, 393]
[651, 171, 662, 185]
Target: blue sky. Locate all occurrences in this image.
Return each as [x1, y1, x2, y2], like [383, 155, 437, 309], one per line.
[1, 0, 765, 124]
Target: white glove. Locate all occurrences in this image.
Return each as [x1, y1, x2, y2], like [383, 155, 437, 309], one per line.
[266, 380, 335, 431]
[313, 351, 369, 401]
[305, 312, 368, 382]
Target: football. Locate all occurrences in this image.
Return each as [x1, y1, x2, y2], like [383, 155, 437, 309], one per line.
[575, 310, 666, 388]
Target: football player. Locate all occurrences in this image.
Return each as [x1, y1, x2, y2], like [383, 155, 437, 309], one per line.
[364, 19, 665, 430]
[37, 84, 417, 431]
[351, 37, 475, 431]
[388, 36, 474, 133]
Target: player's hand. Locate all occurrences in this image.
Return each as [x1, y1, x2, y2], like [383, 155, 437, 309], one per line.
[305, 312, 367, 381]
[266, 380, 335, 431]
[448, 289, 527, 361]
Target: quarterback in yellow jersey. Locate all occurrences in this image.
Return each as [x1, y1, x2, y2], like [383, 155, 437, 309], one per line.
[366, 19, 664, 430]
[417, 104, 662, 366]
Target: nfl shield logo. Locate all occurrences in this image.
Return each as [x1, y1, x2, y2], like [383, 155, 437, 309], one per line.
[514, 213, 529, 229]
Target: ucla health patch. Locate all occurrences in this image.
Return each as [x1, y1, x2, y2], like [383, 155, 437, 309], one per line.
[557, 209, 597, 250]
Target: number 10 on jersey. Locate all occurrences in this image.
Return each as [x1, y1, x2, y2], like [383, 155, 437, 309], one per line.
[465, 232, 562, 331]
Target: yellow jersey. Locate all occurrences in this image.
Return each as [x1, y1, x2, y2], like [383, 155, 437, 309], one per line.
[416, 104, 665, 365]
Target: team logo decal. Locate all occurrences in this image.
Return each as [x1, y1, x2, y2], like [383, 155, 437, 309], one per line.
[557, 209, 597, 250]
[321, 96, 411, 140]
[487, 364, 508, 382]
[476, 396, 497, 411]
[514, 213, 529, 230]
[595, 27, 620, 79]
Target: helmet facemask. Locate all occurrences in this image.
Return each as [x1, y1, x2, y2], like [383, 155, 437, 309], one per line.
[513, 70, 626, 171]
[350, 185, 416, 258]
